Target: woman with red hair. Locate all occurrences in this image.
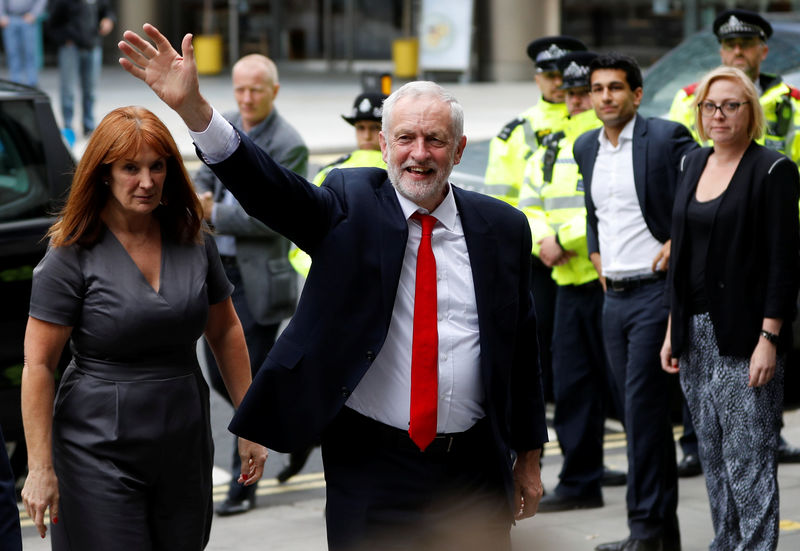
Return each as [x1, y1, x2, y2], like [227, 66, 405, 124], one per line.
[20, 106, 267, 549]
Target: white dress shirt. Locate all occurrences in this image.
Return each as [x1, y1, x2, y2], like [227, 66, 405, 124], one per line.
[190, 109, 485, 433]
[345, 189, 484, 433]
[590, 115, 662, 279]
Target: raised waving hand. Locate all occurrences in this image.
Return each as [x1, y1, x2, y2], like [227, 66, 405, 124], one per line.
[118, 23, 213, 131]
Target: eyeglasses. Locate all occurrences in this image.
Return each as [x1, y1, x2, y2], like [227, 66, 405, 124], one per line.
[699, 101, 749, 117]
[721, 37, 761, 51]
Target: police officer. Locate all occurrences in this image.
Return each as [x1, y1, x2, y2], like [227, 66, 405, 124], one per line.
[669, 8, 800, 473]
[484, 35, 587, 204]
[519, 52, 624, 511]
[484, 36, 586, 405]
[311, 92, 388, 187]
[669, 9, 800, 162]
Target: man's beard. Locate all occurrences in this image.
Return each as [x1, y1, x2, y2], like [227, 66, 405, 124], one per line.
[387, 154, 454, 208]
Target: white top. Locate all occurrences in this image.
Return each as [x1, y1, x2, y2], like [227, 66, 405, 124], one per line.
[590, 115, 662, 279]
[190, 109, 484, 433]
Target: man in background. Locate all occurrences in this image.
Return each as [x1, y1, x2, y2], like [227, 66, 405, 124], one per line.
[46, 0, 115, 146]
[574, 53, 697, 551]
[0, 0, 45, 87]
[484, 35, 586, 410]
[195, 53, 307, 517]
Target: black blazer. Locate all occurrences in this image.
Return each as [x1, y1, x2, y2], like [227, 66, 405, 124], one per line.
[203, 130, 547, 498]
[573, 116, 698, 255]
[668, 142, 800, 357]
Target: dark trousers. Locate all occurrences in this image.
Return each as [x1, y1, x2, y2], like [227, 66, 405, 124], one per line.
[203, 263, 280, 501]
[551, 282, 613, 498]
[321, 408, 512, 551]
[0, 425, 21, 551]
[531, 256, 557, 401]
[602, 282, 679, 542]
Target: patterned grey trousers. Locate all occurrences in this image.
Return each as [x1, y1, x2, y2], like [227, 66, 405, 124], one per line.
[680, 313, 783, 551]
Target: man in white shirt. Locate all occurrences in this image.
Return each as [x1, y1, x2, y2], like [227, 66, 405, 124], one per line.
[119, 24, 547, 551]
[573, 53, 697, 551]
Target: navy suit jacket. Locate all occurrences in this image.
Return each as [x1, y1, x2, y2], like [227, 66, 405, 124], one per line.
[206, 130, 546, 496]
[573, 115, 698, 256]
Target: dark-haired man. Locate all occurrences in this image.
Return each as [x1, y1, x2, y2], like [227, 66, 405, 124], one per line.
[522, 51, 624, 512]
[574, 53, 697, 551]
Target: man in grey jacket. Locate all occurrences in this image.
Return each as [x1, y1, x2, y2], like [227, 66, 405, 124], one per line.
[195, 53, 308, 517]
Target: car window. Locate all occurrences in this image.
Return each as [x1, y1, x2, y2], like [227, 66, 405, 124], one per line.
[0, 99, 49, 222]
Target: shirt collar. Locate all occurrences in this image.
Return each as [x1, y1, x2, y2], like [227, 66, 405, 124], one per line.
[394, 183, 458, 231]
[598, 113, 637, 147]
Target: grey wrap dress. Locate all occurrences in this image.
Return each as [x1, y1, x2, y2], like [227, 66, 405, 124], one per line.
[29, 227, 233, 550]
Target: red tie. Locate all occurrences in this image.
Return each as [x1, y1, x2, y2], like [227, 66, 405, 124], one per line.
[409, 213, 438, 451]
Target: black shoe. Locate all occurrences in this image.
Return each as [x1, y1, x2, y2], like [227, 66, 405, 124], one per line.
[276, 446, 314, 483]
[537, 492, 603, 512]
[677, 453, 702, 477]
[215, 497, 255, 516]
[595, 537, 663, 551]
[778, 438, 800, 463]
[602, 466, 627, 486]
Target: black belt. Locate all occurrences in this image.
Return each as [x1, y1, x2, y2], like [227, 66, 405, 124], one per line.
[219, 255, 237, 268]
[337, 407, 488, 455]
[606, 272, 666, 293]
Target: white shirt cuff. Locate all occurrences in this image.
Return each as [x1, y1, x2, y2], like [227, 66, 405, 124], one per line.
[189, 107, 240, 164]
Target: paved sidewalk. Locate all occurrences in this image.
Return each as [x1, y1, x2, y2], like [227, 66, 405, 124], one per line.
[20, 408, 800, 550]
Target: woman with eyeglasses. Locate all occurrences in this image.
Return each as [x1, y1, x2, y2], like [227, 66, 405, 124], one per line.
[660, 65, 800, 551]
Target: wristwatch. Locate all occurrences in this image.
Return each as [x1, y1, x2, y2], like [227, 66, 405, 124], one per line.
[760, 329, 779, 345]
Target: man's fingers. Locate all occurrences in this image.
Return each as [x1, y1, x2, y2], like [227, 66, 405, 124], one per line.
[118, 42, 150, 69]
[118, 57, 146, 81]
[142, 23, 173, 52]
[181, 33, 195, 63]
[121, 29, 155, 56]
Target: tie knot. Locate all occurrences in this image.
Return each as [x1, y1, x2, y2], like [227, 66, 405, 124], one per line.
[412, 213, 437, 235]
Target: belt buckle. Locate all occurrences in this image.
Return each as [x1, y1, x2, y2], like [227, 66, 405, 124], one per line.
[608, 278, 626, 292]
[432, 434, 455, 453]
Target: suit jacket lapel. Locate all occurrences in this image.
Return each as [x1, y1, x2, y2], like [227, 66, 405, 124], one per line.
[452, 187, 498, 381]
[632, 116, 649, 218]
[376, 180, 409, 319]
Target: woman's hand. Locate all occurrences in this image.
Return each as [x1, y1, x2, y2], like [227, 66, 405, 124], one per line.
[237, 438, 268, 486]
[660, 337, 679, 374]
[21, 465, 59, 538]
[660, 315, 679, 374]
[749, 337, 777, 387]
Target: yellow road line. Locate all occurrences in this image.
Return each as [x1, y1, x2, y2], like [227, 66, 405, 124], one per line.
[780, 520, 800, 532]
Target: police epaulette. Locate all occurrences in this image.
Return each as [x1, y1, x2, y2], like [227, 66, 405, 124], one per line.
[682, 82, 699, 96]
[497, 117, 525, 141]
[322, 153, 351, 169]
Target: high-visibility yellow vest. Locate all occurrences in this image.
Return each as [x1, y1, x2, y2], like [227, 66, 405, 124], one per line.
[311, 149, 387, 187]
[290, 149, 387, 278]
[518, 108, 602, 286]
[483, 99, 569, 206]
[668, 73, 800, 164]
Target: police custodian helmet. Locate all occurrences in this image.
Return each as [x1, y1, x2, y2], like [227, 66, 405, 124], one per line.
[342, 92, 388, 125]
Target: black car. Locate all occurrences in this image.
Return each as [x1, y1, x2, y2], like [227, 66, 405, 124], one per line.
[0, 80, 74, 471]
